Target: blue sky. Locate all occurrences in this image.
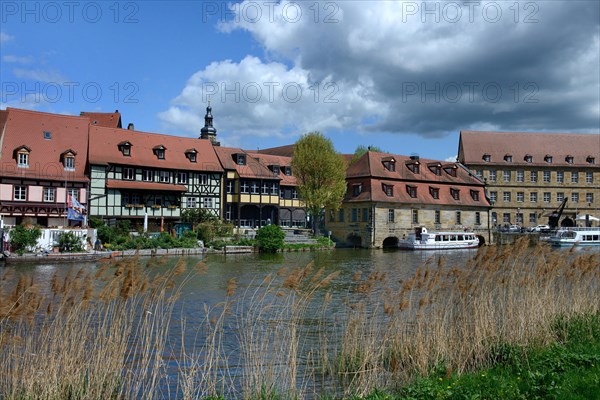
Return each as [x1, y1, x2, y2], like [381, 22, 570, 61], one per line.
[1, 1, 599, 161]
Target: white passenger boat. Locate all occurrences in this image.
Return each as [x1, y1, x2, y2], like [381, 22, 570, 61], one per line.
[398, 227, 480, 250]
[543, 227, 600, 247]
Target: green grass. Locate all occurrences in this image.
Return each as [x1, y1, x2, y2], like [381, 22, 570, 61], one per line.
[351, 313, 600, 400]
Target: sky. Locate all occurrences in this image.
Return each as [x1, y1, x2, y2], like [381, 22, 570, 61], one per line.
[1, 1, 599, 161]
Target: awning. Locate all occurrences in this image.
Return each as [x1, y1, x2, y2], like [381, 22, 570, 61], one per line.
[576, 214, 600, 222]
[106, 179, 187, 192]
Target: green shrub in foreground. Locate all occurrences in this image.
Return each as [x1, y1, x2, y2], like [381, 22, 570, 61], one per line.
[255, 224, 285, 253]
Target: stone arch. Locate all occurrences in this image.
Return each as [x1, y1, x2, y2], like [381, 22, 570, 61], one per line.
[382, 236, 399, 248]
[476, 235, 486, 247]
[347, 233, 362, 248]
[560, 217, 575, 227]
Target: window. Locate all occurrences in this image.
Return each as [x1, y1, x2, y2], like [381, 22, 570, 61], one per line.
[131, 194, 140, 205]
[142, 170, 154, 182]
[122, 193, 130, 206]
[483, 154, 491, 162]
[435, 210, 441, 224]
[68, 189, 78, 200]
[64, 156, 75, 170]
[351, 208, 358, 222]
[177, 172, 188, 184]
[159, 171, 170, 183]
[284, 167, 292, 176]
[153, 196, 162, 206]
[329, 210, 335, 223]
[17, 152, 29, 167]
[153, 146, 166, 160]
[544, 155, 553, 163]
[338, 209, 344, 222]
[517, 170, 524, 182]
[271, 183, 279, 195]
[352, 184, 362, 197]
[226, 181, 234, 194]
[450, 188, 460, 200]
[517, 192, 524, 202]
[241, 181, 249, 194]
[524, 155, 532, 163]
[504, 154, 512, 162]
[530, 192, 538, 203]
[406, 185, 417, 198]
[292, 189, 298, 199]
[587, 193, 594, 204]
[13, 185, 26, 200]
[571, 172, 579, 183]
[272, 166, 280, 176]
[186, 197, 197, 208]
[236, 154, 246, 165]
[503, 213, 510, 223]
[565, 155, 574, 164]
[543, 171, 551, 183]
[44, 187, 55, 202]
[571, 193, 579, 203]
[530, 171, 538, 182]
[489, 170, 496, 182]
[587, 156, 596, 164]
[362, 208, 369, 222]
[557, 171, 564, 183]
[388, 209, 394, 223]
[475, 212, 481, 225]
[557, 192, 565, 202]
[492, 212, 497, 224]
[503, 171, 511, 182]
[429, 164, 442, 175]
[43, 131, 52, 139]
[516, 213, 523, 224]
[383, 160, 396, 172]
[382, 183, 393, 197]
[456, 211, 462, 224]
[529, 213, 537, 223]
[490, 191, 497, 203]
[185, 150, 197, 162]
[444, 166, 457, 177]
[406, 163, 420, 174]
[586, 172, 593, 184]
[412, 209, 419, 224]
[429, 187, 440, 199]
[503, 191, 511, 202]
[475, 169, 483, 179]
[118, 141, 132, 156]
[543, 192, 551, 203]
[250, 182, 259, 194]
[123, 167, 135, 180]
[203, 197, 213, 209]
[470, 190, 480, 201]
[200, 174, 209, 185]
[262, 183, 269, 194]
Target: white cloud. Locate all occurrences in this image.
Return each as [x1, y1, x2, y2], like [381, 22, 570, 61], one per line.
[0, 32, 14, 43]
[13, 68, 67, 83]
[3, 55, 34, 64]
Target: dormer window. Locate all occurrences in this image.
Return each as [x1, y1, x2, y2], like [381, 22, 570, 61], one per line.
[236, 153, 247, 166]
[406, 161, 420, 174]
[429, 186, 440, 199]
[271, 165, 280, 175]
[14, 145, 31, 168]
[565, 155, 574, 164]
[382, 157, 396, 172]
[544, 155, 553, 163]
[284, 166, 292, 176]
[382, 183, 393, 197]
[153, 145, 166, 160]
[118, 141, 132, 156]
[185, 149, 198, 163]
[524, 155, 532, 163]
[504, 154, 512, 162]
[450, 188, 460, 200]
[587, 156, 596, 164]
[352, 184, 362, 197]
[406, 185, 417, 198]
[61, 149, 77, 171]
[428, 162, 442, 176]
[443, 164, 457, 177]
[482, 153, 491, 162]
[470, 190, 480, 201]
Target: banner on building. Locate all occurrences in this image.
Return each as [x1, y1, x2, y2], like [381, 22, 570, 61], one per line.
[67, 195, 86, 221]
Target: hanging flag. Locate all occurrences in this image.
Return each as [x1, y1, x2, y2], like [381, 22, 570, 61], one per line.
[67, 195, 86, 221]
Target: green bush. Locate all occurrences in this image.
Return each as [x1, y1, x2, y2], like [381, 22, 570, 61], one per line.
[255, 224, 285, 253]
[56, 231, 84, 253]
[9, 225, 42, 254]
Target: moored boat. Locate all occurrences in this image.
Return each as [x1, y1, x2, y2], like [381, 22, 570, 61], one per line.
[542, 227, 600, 247]
[398, 227, 480, 250]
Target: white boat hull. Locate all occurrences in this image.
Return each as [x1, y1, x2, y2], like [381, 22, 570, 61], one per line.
[398, 227, 480, 251]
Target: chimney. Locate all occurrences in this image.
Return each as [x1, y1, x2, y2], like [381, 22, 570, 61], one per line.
[127, 123, 135, 130]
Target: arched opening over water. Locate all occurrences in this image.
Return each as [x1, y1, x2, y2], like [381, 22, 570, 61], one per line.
[477, 235, 486, 246]
[347, 233, 362, 248]
[561, 217, 575, 227]
[382, 236, 399, 248]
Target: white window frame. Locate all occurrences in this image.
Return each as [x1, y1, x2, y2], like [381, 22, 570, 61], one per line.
[14, 185, 27, 200]
[44, 187, 55, 202]
[123, 167, 135, 180]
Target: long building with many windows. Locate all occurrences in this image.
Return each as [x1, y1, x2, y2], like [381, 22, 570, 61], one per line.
[458, 131, 600, 228]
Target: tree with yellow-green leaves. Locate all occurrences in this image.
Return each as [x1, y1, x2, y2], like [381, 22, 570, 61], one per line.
[292, 132, 347, 234]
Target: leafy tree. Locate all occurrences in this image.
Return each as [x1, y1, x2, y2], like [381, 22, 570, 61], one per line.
[350, 144, 385, 165]
[292, 132, 347, 234]
[9, 225, 42, 254]
[255, 224, 285, 253]
[56, 231, 84, 253]
[181, 208, 217, 225]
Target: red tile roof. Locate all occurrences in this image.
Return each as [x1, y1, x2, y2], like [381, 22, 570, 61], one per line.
[458, 130, 600, 167]
[214, 147, 278, 180]
[88, 126, 222, 172]
[106, 180, 187, 192]
[254, 144, 295, 157]
[80, 111, 122, 128]
[0, 108, 89, 182]
[246, 152, 297, 186]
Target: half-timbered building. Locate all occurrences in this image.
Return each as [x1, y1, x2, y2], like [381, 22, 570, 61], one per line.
[88, 125, 223, 232]
[0, 108, 90, 227]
